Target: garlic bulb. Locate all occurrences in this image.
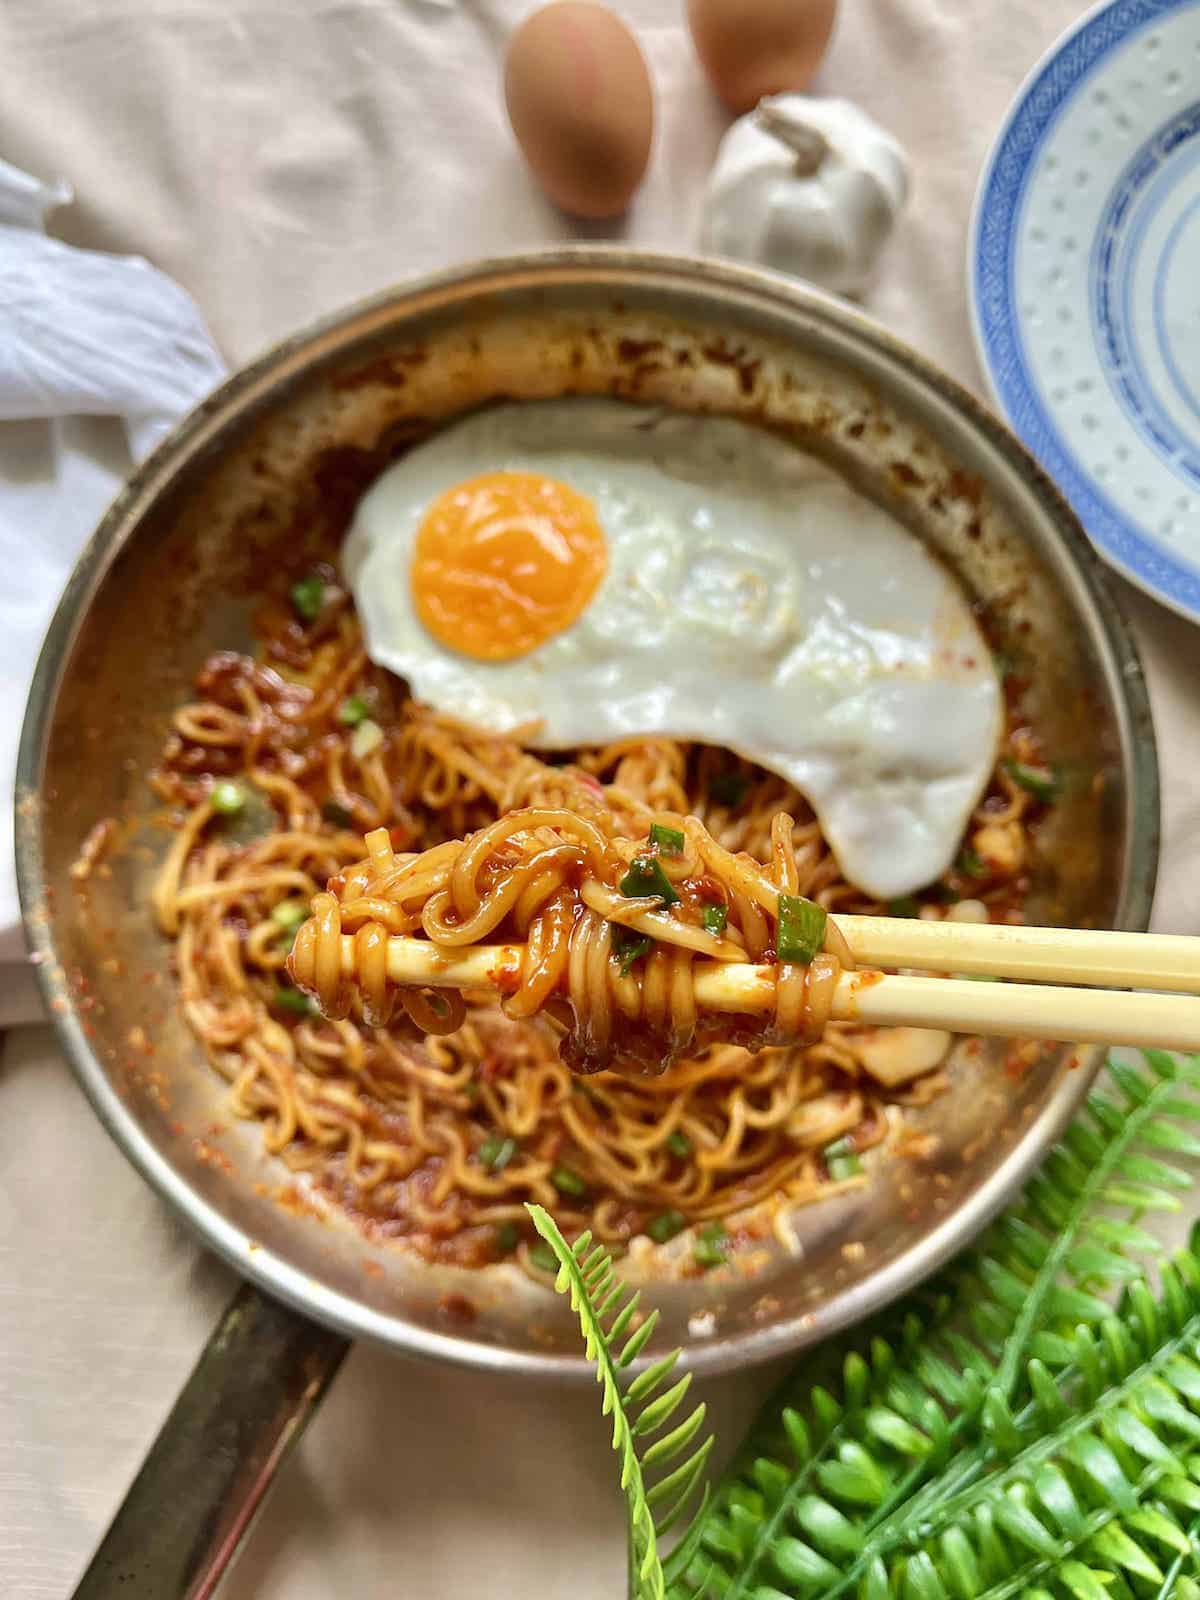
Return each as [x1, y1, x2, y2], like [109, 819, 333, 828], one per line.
[699, 95, 910, 296]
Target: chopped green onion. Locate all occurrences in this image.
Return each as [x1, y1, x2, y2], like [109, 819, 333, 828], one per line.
[703, 903, 729, 936]
[338, 694, 371, 727]
[271, 899, 309, 932]
[887, 896, 920, 919]
[321, 799, 354, 828]
[210, 780, 246, 815]
[1004, 758, 1061, 803]
[619, 938, 651, 976]
[666, 1131, 692, 1158]
[552, 1165, 587, 1196]
[273, 985, 316, 1016]
[956, 847, 985, 879]
[694, 1221, 728, 1269]
[994, 649, 1018, 681]
[708, 771, 748, 808]
[617, 937, 651, 976]
[478, 1134, 517, 1172]
[619, 855, 680, 906]
[494, 1221, 520, 1254]
[612, 926, 652, 976]
[647, 1209, 686, 1244]
[776, 893, 827, 964]
[350, 718, 383, 760]
[824, 1135, 864, 1182]
[960, 972, 1002, 983]
[271, 900, 309, 950]
[828, 1153, 865, 1183]
[290, 574, 325, 622]
[208, 785, 276, 845]
[529, 1241, 560, 1274]
[648, 822, 685, 855]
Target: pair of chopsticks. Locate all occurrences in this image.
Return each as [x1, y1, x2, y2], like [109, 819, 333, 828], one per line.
[831, 917, 1200, 1048]
[328, 916, 1200, 1051]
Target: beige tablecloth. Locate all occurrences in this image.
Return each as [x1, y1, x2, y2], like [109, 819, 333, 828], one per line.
[4, 3, 1200, 1596]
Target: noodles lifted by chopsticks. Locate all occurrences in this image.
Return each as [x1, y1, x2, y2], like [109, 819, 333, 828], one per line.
[140, 602, 1040, 1264]
[289, 807, 858, 1075]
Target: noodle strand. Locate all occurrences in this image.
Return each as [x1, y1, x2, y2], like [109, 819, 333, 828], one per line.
[137, 613, 1036, 1265]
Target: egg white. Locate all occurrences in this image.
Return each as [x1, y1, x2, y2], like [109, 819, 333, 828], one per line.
[344, 399, 1002, 899]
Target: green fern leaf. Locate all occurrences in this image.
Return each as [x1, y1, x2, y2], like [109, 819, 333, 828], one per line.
[539, 1050, 1200, 1599]
[1060, 1558, 1118, 1600]
[526, 1204, 713, 1600]
[665, 1053, 1200, 1600]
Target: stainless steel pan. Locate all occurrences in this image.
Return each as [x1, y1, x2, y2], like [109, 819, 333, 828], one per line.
[16, 250, 1159, 1596]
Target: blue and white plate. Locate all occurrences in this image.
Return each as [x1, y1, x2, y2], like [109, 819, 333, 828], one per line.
[971, 0, 1200, 622]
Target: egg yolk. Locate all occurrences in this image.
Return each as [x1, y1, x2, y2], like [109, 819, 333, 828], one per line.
[410, 471, 607, 661]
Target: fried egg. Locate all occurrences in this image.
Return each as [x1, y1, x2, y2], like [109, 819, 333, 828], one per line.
[343, 399, 1001, 899]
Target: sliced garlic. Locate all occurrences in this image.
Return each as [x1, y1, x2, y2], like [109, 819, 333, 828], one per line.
[351, 718, 383, 760]
[785, 1090, 861, 1146]
[973, 820, 1025, 876]
[854, 1027, 952, 1087]
[946, 898, 989, 924]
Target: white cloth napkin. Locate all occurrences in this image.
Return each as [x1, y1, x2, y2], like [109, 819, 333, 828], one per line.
[0, 159, 226, 988]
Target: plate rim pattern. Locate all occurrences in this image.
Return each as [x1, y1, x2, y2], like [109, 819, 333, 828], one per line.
[969, 0, 1200, 621]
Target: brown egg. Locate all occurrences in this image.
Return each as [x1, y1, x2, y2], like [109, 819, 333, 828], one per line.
[504, 2, 654, 219]
[686, 0, 837, 114]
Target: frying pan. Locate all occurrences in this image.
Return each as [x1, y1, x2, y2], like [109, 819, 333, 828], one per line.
[15, 250, 1159, 1597]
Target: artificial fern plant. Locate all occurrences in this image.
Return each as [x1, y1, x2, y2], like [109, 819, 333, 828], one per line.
[530, 1050, 1200, 1599]
[527, 1206, 715, 1599]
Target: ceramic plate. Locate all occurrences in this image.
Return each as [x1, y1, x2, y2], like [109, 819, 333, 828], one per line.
[971, 0, 1200, 622]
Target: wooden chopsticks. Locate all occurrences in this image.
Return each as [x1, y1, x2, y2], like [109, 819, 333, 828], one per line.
[320, 919, 1200, 1052]
[838, 916, 1200, 992]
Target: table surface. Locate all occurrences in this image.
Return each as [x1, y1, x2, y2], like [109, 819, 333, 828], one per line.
[5, 2, 1200, 1596]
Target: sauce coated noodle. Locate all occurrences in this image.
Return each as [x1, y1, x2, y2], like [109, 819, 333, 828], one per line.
[141, 607, 1037, 1266]
[290, 808, 856, 1076]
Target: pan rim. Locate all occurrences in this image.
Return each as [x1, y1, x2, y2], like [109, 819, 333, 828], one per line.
[15, 246, 1160, 1380]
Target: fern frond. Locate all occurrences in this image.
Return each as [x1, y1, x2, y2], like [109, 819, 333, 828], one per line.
[668, 1052, 1200, 1600]
[673, 1242, 1200, 1600]
[526, 1205, 713, 1600]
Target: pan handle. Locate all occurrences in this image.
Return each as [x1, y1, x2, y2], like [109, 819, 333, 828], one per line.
[71, 1282, 350, 1600]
